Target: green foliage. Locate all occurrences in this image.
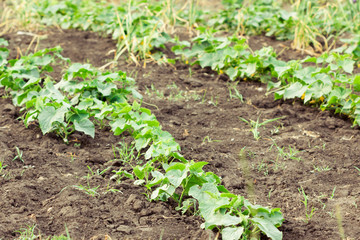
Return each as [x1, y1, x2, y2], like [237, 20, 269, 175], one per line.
[172, 29, 276, 81]
[29, 0, 172, 64]
[0, 40, 284, 239]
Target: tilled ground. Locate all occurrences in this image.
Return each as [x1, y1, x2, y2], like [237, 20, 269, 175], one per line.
[0, 29, 359, 240]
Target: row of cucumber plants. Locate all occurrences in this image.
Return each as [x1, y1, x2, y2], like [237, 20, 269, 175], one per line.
[207, 0, 360, 54]
[0, 39, 284, 240]
[29, 0, 172, 65]
[24, 0, 360, 61]
[172, 28, 360, 127]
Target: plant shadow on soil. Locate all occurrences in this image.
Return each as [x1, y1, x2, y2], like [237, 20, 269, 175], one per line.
[0, 29, 360, 239]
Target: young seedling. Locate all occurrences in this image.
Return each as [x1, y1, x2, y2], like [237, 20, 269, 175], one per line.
[240, 116, 285, 140]
[0, 159, 7, 175]
[330, 187, 336, 200]
[228, 83, 244, 102]
[311, 165, 332, 173]
[253, 159, 269, 176]
[110, 167, 134, 183]
[112, 141, 141, 166]
[12, 146, 24, 163]
[270, 140, 302, 161]
[298, 186, 317, 223]
[202, 136, 222, 143]
[85, 165, 109, 179]
[355, 166, 360, 175]
[72, 183, 100, 197]
[15, 224, 39, 240]
[208, 95, 219, 107]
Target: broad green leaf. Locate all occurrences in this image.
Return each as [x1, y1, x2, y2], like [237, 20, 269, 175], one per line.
[251, 217, 283, 240]
[166, 162, 186, 172]
[74, 118, 95, 138]
[38, 105, 68, 134]
[133, 165, 145, 180]
[244, 63, 257, 76]
[135, 137, 151, 151]
[199, 52, 216, 68]
[78, 98, 94, 110]
[96, 81, 116, 96]
[339, 59, 355, 73]
[0, 48, 9, 66]
[110, 118, 128, 135]
[226, 67, 238, 81]
[202, 210, 243, 230]
[189, 161, 208, 173]
[353, 75, 360, 92]
[151, 184, 175, 201]
[148, 170, 165, 187]
[293, 67, 316, 84]
[166, 169, 188, 188]
[283, 82, 307, 99]
[222, 226, 244, 240]
[0, 38, 9, 46]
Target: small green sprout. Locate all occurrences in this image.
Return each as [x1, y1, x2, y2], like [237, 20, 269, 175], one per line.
[240, 116, 285, 140]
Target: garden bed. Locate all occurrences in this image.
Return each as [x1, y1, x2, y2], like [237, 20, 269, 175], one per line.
[0, 29, 359, 239]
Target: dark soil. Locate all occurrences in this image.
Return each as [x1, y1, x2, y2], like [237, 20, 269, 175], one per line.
[0, 29, 359, 240]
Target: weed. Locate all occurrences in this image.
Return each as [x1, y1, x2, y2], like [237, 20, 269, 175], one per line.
[298, 186, 317, 223]
[270, 126, 281, 135]
[12, 146, 24, 163]
[15, 224, 39, 240]
[112, 141, 141, 166]
[110, 167, 134, 183]
[208, 95, 219, 107]
[268, 188, 273, 200]
[355, 166, 360, 175]
[15, 224, 71, 240]
[86, 166, 109, 178]
[202, 136, 222, 143]
[330, 187, 336, 200]
[0, 159, 7, 175]
[270, 141, 302, 161]
[73, 143, 81, 148]
[228, 82, 244, 102]
[311, 165, 332, 173]
[252, 159, 269, 176]
[72, 183, 100, 197]
[240, 116, 285, 140]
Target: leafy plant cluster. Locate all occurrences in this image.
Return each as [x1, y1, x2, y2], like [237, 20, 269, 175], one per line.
[207, 0, 295, 40]
[0, 39, 284, 240]
[31, 0, 171, 64]
[172, 28, 360, 127]
[204, 0, 360, 54]
[271, 51, 360, 125]
[172, 28, 276, 81]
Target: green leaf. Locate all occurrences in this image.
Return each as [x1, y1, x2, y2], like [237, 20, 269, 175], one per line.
[251, 217, 283, 240]
[38, 105, 68, 134]
[96, 81, 116, 96]
[166, 169, 188, 188]
[110, 118, 128, 135]
[189, 161, 208, 173]
[222, 226, 244, 240]
[244, 63, 257, 76]
[202, 210, 243, 230]
[226, 67, 238, 81]
[133, 165, 145, 180]
[339, 59, 355, 73]
[74, 118, 95, 138]
[134, 137, 151, 151]
[283, 82, 307, 99]
[353, 75, 360, 92]
[0, 38, 9, 46]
